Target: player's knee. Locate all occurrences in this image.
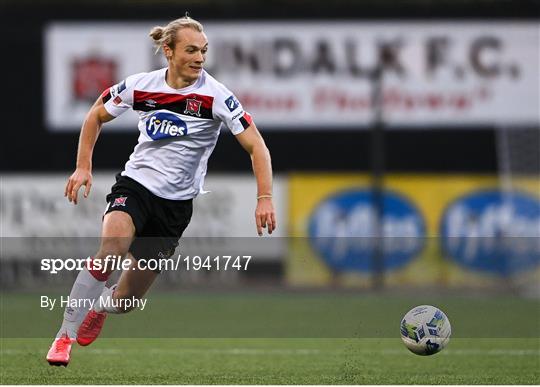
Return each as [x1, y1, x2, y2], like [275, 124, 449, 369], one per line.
[96, 238, 130, 261]
[93, 248, 127, 276]
[95, 248, 127, 262]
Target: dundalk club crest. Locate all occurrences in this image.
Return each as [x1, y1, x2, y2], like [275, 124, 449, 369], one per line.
[184, 98, 202, 117]
[111, 196, 128, 207]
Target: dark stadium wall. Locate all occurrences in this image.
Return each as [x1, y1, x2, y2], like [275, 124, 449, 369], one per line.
[1, 0, 537, 173]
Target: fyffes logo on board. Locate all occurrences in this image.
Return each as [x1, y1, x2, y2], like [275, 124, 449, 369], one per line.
[440, 190, 540, 275]
[146, 111, 188, 140]
[308, 189, 425, 273]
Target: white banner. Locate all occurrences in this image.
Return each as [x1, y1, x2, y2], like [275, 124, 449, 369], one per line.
[45, 21, 539, 130]
[0, 173, 287, 260]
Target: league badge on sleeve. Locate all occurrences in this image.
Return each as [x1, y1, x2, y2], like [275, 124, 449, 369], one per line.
[225, 95, 240, 112]
[110, 80, 126, 98]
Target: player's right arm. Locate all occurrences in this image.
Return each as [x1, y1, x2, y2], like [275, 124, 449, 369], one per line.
[65, 74, 142, 204]
[65, 97, 115, 205]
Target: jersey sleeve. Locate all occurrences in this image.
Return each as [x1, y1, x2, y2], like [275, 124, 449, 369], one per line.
[101, 73, 144, 117]
[213, 86, 253, 135]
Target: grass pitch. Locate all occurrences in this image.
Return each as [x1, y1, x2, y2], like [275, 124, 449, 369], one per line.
[1, 292, 539, 384]
[1, 338, 539, 384]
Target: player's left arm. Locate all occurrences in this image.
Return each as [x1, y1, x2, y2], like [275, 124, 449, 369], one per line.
[235, 123, 276, 236]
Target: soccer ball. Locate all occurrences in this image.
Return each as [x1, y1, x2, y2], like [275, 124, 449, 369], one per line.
[400, 305, 451, 356]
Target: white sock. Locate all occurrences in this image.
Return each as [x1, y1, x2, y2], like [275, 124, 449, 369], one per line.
[94, 284, 122, 314]
[55, 268, 107, 339]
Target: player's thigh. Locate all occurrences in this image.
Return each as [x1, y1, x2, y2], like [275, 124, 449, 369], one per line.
[102, 211, 136, 238]
[97, 211, 136, 258]
[102, 173, 151, 245]
[115, 254, 158, 299]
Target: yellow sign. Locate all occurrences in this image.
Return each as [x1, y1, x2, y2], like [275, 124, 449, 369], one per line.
[287, 174, 540, 288]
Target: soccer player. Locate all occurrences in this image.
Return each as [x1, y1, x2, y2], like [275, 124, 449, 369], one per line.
[46, 15, 275, 366]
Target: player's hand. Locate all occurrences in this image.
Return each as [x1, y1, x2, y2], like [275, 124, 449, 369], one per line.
[65, 168, 93, 205]
[255, 197, 276, 236]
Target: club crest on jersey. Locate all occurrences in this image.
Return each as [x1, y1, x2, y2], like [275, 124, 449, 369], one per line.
[146, 111, 188, 140]
[111, 196, 127, 207]
[225, 95, 240, 112]
[184, 98, 202, 117]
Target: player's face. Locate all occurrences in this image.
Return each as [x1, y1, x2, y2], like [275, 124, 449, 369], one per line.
[170, 28, 208, 83]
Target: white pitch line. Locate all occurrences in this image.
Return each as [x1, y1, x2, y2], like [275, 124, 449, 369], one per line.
[150, 348, 323, 355]
[2, 348, 539, 356]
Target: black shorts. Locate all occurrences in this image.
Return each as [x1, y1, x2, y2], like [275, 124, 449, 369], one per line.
[104, 173, 193, 271]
